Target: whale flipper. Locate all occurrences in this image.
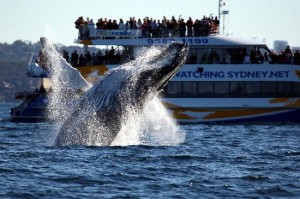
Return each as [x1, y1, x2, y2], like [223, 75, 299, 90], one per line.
[40, 37, 91, 93]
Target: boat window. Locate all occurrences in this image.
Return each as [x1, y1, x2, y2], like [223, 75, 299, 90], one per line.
[293, 82, 300, 96]
[277, 82, 293, 97]
[230, 82, 246, 97]
[187, 49, 197, 64]
[199, 48, 223, 64]
[196, 47, 256, 65]
[182, 82, 198, 97]
[198, 82, 214, 97]
[164, 81, 300, 98]
[166, 82, 182, 97]
[214, 82, 229, 97]
[261, 82, 277, 97]
[245, 82, 261, 97]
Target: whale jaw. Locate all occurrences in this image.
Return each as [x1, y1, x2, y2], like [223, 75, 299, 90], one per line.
[135, 43, 189, 98]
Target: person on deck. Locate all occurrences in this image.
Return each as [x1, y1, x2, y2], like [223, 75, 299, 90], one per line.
[244, 54, 251, 64]
[186, 17, 193, 37]
[71, 50, 79, 66]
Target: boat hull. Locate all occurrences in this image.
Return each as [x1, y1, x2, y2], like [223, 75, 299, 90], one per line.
[10, 95, 49, 123]
[10, 95, 300, 124]
[169, 107, 300, 124]
[162, 97, 300, 124]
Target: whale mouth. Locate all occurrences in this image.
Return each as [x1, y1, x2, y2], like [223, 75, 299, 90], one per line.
[149, 43, 189, 66]
[132, 42, 188, 95]
[154, 42, 189, 91]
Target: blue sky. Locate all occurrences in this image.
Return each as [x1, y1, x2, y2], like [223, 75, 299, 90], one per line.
[1, 0, 299, 49]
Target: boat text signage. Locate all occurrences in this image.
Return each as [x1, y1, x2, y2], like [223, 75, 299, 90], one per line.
[147, 38, 209, 45]
[174, 70, 292, 81]
[90, 29, 141, 38]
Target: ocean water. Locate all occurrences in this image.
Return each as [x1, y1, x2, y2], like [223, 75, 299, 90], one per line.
[1, 102, 300, 198]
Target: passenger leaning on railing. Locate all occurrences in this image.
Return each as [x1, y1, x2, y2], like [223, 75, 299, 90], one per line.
[136, 19, 142, 29]
[161, 19, 168, 37]
[294, 50, 300, 65]
[141, 19, 149, 38]
[75, 16, 85, 39]
[118, 19, 125, 30]
[268, 46, 295, 64]
[284, 45, 293, 61]
[186, 17, 194, 37]
[75, 16, 85, 29]
[179, 19, 186, 37]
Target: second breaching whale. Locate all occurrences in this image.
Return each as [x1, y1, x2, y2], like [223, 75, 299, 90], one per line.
[54, 42, 189, 146]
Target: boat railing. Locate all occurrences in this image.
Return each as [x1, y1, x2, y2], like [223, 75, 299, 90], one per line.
[71, 52, 300, 66]
[79, 28, 218, 40]
[90, 29, 141, 39]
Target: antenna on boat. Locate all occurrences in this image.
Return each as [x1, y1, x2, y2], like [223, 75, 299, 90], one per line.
[218, 0, 226, 34]
[222, 10, 229, 35]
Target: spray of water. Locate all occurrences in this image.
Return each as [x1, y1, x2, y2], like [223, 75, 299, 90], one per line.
[41, 38, 90, 121]
[112, 96, 185, 146]
[44, 41, 185, 146]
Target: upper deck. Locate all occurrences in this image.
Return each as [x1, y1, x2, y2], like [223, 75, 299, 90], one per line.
[74, 15, 266, 47]
[72, 16, 300, 67]
[76, 31, 267, 48]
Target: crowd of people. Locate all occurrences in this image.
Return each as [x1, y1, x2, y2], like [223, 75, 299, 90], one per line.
[75, 15, 220, 39]
[72, 16, 300, 66]
[195, 46, 300, 65]
[186, 48, 269, 65]
[62, 46, 300, 67]
[62, 46, 122, 67]
[269, 46, 300, 64]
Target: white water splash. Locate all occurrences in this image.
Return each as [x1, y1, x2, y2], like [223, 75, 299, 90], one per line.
[112, 96, 185, 146]
[44, 41, 185, 146]
[41, 38, 90, 120]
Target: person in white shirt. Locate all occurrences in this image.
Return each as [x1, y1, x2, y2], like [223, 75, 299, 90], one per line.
[244, 53, 251, 64]
[118, 18, 125, 30]
[88, 19, 95, 30]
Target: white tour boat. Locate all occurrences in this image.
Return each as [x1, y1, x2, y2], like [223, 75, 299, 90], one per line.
[11, 14, 300, 124]
[72, 26, 300, 124]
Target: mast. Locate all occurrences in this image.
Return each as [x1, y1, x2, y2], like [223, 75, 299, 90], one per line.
[218, 0, 226, 34]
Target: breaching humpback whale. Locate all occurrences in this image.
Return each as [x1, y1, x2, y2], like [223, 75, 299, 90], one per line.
[51, 42, 188, 146]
